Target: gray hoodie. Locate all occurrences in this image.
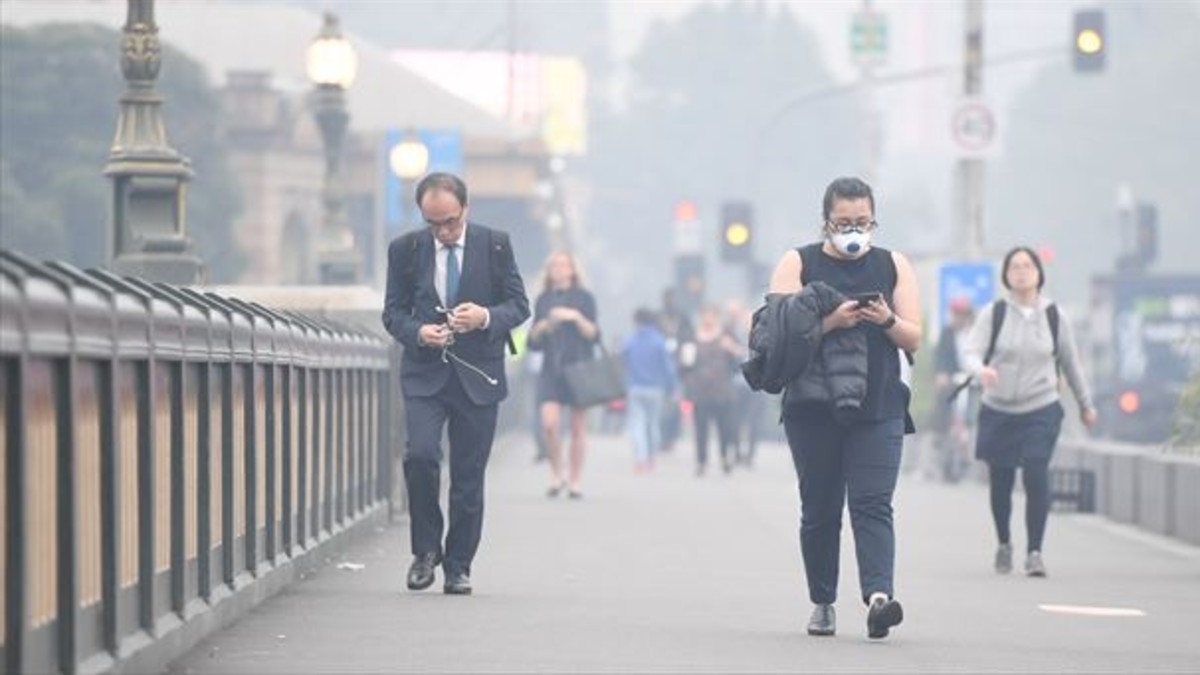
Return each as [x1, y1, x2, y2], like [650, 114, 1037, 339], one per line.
[962, 296, 1094, 415]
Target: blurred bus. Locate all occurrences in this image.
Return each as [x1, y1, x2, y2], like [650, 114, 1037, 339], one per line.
[1087, 274, 1200, 443]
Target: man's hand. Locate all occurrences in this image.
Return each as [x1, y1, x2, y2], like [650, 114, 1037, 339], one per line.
[418, 323, 453, 348]
[448, 302, 488, 333]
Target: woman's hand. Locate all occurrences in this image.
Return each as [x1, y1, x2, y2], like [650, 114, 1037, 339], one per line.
[549, 306, 581, 323]
[856, 297, 892, 326]
[978, 366, 999, 389]
[823, 301, 861, 333]
[1081, 408, 1098, 428]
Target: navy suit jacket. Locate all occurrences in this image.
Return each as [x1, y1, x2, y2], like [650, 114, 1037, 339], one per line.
[381, 223, 531, 406]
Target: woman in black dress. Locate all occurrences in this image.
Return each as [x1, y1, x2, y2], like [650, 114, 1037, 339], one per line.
[527, 251, 599, 498]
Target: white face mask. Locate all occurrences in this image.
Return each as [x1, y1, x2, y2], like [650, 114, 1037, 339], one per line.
[830, 229, 872, 257]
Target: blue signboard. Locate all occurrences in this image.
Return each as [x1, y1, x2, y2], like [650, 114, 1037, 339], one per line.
[383, 128, 464, 236]
[938, 261, 996, 327]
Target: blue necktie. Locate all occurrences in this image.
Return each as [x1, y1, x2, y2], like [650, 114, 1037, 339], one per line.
[445, 243, 460, 308]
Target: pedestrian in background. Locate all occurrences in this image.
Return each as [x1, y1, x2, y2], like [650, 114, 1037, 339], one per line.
[658, 288, 694, 452]
[930, 297, 979, 483]
[381, 172, 530, 596]
[684, 304, 743, 476]
[527, 251, 599, 499]
[623, 308, 678, 473]
[725, 299, 763, 467]
[963, 246, 1097, 578]
[769, 176, 921, 639]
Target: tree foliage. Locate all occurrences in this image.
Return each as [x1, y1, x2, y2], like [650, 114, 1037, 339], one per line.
[582, 2, 859, 318]
[0, 23, 244, 280]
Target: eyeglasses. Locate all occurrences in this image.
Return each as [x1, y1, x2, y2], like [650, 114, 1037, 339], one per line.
[424, 211, 464, 230]
[826, 218, 878, 233]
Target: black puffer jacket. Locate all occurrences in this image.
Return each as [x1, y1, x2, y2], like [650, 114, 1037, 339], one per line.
[741, 282, 869, 411]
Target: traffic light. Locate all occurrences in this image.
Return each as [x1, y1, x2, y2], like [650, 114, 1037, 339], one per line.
[1073, 9, 1105, 73]
[720, 200, 754, 263]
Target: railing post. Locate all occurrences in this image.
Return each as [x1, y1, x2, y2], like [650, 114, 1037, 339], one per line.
[0, 258, 29, 674]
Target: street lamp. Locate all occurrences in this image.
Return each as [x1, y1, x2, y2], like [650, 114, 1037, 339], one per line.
[389, 135, 429, 183]
[307, 11, 359, 285]
[388, 132, 429, 232]
[105, 0, 202, 284]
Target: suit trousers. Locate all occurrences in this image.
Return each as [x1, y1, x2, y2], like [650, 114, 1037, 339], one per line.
[783, 407, 904, 605]
[403, 371, 499, 576]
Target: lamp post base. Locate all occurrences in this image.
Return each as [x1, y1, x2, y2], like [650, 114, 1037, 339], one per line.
[112, 251, 205, 285]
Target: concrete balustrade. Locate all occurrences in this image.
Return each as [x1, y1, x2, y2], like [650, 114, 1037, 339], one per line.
[1057, 437, 1200, 546]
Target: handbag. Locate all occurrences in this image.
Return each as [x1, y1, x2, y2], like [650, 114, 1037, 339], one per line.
[563, 342, 626, 408]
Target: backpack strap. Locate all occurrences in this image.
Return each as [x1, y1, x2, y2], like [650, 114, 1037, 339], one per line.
[487, 228, 518, 356]
[1046, 303, 1059, 358]
[397, 230, 422, 309]
[983, 299, 1007, 365]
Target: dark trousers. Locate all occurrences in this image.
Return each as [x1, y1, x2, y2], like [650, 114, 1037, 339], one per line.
[988, 458, 1051, 552]
[404, 373, 499, 576]
[784, 409, 904, 605]
[693, 400, 735, 468]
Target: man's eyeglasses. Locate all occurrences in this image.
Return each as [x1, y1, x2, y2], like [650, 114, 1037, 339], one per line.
[424, 212, 464, 230]
[827, 219, 878, 233]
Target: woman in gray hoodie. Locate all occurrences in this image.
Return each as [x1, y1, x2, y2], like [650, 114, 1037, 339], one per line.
[963, 247, 1098, 578]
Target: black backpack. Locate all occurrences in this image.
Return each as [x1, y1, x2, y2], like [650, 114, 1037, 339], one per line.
[947, 299, 1059, 402]
[397, 227, 518, 355]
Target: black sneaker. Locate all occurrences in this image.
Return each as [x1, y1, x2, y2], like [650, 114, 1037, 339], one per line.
[867, 596, 904, 639]
[807, 604, 836, 636]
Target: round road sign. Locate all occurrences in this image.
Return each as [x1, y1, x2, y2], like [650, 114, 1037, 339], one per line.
[951, 101, 996, 153]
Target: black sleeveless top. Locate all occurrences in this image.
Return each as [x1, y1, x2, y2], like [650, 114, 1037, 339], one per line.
[790, 243, 910, 422]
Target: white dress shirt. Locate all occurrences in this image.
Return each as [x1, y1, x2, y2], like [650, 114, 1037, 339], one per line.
[433, 224, 490, 328]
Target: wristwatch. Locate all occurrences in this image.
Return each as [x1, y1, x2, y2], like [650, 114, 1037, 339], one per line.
[880, 312, 898, 330]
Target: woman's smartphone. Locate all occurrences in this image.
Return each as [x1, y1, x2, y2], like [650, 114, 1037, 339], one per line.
[853, 292, 883, 307]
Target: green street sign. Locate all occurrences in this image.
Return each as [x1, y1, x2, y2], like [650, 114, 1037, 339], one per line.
[851, 11, 888, 63]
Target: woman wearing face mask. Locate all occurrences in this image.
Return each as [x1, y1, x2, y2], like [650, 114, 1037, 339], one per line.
[963, 247, 1097, 578]
[768, 177, 922, 640]
[527, 251, 599, 499]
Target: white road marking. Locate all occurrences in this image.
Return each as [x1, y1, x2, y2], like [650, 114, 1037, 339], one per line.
[1039, 604, 1147, 617]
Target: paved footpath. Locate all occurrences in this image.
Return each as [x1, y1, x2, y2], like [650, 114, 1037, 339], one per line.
[169, 431, 1200, 674]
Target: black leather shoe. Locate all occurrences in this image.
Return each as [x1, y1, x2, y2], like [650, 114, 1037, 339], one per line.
[406, 553, 441, 591]
[807, 604, 836, 636]
[443, 572, 472, 595]
[867, 596, 904, 639]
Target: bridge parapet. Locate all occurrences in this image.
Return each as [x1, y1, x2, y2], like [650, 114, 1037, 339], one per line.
[0, 249, 394, 675]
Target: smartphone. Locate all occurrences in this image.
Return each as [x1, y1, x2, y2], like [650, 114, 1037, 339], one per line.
[853, 292, 883, 308]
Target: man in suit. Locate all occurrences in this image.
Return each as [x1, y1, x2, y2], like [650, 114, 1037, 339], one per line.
[382, 172, 530, 595]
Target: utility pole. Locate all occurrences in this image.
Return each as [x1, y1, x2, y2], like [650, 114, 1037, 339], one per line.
[957, 0, 985, 259]
[506, 0, 516, 130]
[850, 0, 887, 185]
[858, 0, 881, 185]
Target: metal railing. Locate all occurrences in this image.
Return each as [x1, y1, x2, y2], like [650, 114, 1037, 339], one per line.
[0, 249, 393, 675]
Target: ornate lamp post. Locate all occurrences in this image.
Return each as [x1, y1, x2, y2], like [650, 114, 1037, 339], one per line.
[105, 0, 203, 283]
[306, 12, 360, 285]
